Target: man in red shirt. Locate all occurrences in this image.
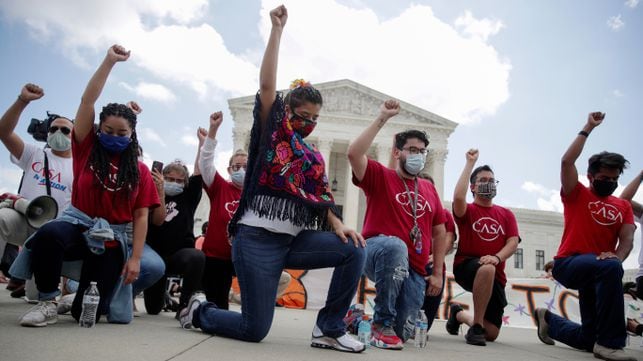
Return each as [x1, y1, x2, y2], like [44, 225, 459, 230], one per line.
[446, 149, 519, 346]
[348, 100, 447, 350]
[534, 113, 636, 361]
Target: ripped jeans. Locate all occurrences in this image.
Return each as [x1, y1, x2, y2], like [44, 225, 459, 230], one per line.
[364, 235, 425, 341]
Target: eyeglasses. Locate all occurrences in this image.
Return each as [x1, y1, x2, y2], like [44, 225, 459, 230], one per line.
[402, 147, 428, 155]
[291, 112, 317, 126]
[49, 126, 71, 135]
[230, 164, 247, 171]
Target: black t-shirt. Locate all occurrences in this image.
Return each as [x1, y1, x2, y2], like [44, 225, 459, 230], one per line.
[147, 175, 203, 258]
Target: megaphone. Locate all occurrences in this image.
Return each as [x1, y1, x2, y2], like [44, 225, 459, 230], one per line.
[0, 193, 58, 228]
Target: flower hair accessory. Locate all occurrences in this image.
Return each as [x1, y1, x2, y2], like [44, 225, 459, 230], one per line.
[290, 79, 311, 90]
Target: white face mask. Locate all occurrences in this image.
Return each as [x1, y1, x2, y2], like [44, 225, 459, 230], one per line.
[47, 131, 71, 151]
[231, 169, 245, 187]
[403, 153, 426, 176]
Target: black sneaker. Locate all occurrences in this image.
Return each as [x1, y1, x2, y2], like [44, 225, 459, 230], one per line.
[465, 324, 486, 346]
[446, 304, 463, 335]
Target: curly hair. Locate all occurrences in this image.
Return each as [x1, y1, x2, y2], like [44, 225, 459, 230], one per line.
[284, 81, 323, 109]
[89, 103, 140, 193]
[395, 130, 429, 150]
[587, 151, 629, 176]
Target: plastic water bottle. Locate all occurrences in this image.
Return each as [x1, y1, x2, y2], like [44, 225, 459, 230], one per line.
[357, 315, 371, 348]
[414, 310, 428, 348]
[79, 282, 100, 328]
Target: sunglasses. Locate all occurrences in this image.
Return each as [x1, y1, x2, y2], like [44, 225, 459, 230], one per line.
[49, 126, 72, 135]
[291, 112, 317, 126]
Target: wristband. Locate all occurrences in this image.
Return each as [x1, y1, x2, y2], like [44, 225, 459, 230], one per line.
[578, 130, 589, 137]
[493, 255, 502, 264]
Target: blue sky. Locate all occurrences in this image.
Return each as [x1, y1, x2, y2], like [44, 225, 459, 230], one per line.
[0, 1, 641, 263]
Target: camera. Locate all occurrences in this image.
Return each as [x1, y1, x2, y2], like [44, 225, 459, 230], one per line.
[27, 112, 61, 142]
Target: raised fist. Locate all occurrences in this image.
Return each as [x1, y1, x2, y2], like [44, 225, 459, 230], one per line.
[197, 127, 208, 144]
[270, 5, 288, 28]
[107, 44, 130, 63]
[380, 99, 400, 118]
[466, 148, 479, 162]
[587, 112, 605, 128]
[209, 111, 223, 129]
[20, 83, 44, 102]
[127, 101, 142, 115]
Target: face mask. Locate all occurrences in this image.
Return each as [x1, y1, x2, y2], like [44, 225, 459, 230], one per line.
[592, 179, 617, 197]
[231, 169, 245, 187]
[98, 132, 131, 154]
[476, 182, 497, 199]
[164, 181, 184, 196]
[289, 113, 316, 138]
[47, 131, 71, 151]
[403, 153, 426, 176]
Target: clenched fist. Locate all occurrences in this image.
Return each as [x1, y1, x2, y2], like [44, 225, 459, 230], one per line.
[20, 83, 44, 102]
[270, 5, 288, 28]
[586, 112, 605, 129]
[107, 44, 130, 63]
[466, 148, 479, 163]
[380, 99, 400, 119]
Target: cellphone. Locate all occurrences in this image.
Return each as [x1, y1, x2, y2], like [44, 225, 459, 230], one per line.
[152, 161, 163, 174]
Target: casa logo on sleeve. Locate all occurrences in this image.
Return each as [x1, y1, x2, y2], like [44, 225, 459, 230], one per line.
[472, 217, 505, 241]
[225, 200, 240, 218]
[588, 201, 623, 226]
[395, 191, 432, 218]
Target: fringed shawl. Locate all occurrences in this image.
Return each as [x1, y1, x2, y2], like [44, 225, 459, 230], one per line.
[228, 92, 340, 236]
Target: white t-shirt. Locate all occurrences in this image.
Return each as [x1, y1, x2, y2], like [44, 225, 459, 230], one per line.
[10, 143, 73, 216]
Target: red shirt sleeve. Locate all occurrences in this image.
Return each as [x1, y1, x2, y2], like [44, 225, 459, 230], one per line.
[444, 209, 456, 233]
[352, 158, 383, 195]
[504, 208, 520, 239]
[71, 128, 96, 175]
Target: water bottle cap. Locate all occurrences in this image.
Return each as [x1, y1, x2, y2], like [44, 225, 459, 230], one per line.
[90, 281, 97, 285]
[362, 315, 369, 320]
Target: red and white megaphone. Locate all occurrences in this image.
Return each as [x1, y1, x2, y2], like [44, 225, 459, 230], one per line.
[0, 193, 58, 228]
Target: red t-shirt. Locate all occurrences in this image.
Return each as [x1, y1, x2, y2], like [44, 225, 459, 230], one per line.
[454, 203, 519, 286]
[202, 172, 242, 260]
[556, 182, 635, 258]
[71, 130, 159, 224]
[444, 209, 456, 234]
[354, 159, 446, 276]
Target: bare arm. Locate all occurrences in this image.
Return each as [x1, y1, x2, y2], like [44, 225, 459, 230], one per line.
[387, 134, 397, 169]
[561, 112, 604, 196]
[74, 45, 130, 144]
[453, 149, 478, 218]
[445, 231, 456, 254]
[123, 207, 148, 284]
[150, 170, 166, 226]
[259, 6, 288, 124]
[347, 100, 400, 182]
[0, 84, 45, 159]
[327, 209, 365, 248]
[620, 171, 643, 218]
[496, 236, 520, 263]
[615, 224, 635, 261]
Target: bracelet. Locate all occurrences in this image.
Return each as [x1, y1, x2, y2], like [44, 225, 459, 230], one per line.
[578, 130, 589, 137]
[17, 95, 29, 104]
[493, 255, 502, 264]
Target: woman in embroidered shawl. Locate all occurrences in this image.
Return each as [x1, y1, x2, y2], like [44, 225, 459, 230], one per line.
[178, 5, 366, 353]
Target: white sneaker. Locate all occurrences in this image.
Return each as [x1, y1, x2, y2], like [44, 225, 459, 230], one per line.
[20, 301, 58, 327]
[593, 343, 637, 361]
[57, 294, 75, 315]
[179, 292, 206, 329]
[311, 324, 365, 353]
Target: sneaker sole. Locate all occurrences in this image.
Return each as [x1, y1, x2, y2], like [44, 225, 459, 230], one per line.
[311, 337, 365, 353]
[179, 299, 201, 329]
[534, 309, 555, 345]
[465, 338, 486, 346]
[370, 338, 403, 350]
[20, 317, 57, 327]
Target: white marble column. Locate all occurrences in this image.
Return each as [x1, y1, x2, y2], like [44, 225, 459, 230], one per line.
[232, 128, 250, 151]
[316, 139, 333, 172]
[427, 149, 448, 199]
[343, 157, 360, 229]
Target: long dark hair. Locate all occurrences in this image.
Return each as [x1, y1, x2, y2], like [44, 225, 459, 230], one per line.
[89, 103, 140, 193]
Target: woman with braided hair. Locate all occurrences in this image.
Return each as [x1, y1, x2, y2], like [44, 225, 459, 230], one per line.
[17, 45, 159, 327]
[178, 5, 366, 353]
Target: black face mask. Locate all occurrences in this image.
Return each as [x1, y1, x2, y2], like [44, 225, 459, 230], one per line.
[592, 179, 618, 197]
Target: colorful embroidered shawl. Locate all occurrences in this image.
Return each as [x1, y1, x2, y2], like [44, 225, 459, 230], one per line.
[228, 92, 339, 235]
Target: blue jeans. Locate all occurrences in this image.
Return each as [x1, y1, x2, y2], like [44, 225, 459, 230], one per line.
[194, 225, 365, 342]
[547, 254, 626, 350]
[364, 235, 425, 341]
[132, 244, 165, 296]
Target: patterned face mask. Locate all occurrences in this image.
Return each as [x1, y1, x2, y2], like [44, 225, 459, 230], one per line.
[290, 112, 317, 138]
[476, 182, 497, 199]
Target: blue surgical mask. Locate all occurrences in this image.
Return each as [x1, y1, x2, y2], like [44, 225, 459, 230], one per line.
[98, 132, 131, 154]
[164, 181, 184, 196]
[47, 131, 71, 151]
[231, 169, 245, 187]
[403, 153, 426, 176]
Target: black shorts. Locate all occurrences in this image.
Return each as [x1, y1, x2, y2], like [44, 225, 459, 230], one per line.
[453, 257, 507, 329]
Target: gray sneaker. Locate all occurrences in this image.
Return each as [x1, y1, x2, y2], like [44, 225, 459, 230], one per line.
[20, 301, 58, 327]
[57, 293, 75, 315]
[179, 292, 206, 329]
[311, 324, 365, 353]
[465, 324, 486, 346]
[593, 343, 637, 361]
[534, 308, 554, 345]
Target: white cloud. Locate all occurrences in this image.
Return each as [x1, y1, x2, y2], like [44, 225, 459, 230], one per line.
[625, 0, 640, 9]
[138, 127, 167, 147]
[181, 134, 199, 146]
[521, 181, 563, 213]
[0, 0, 512, 125]
[215, 149, 233, 179]
[454, 10, 504, 42]
[120, 82, 177, 103]
[612, 89, 625, 97]
[607, 15, 625, 31]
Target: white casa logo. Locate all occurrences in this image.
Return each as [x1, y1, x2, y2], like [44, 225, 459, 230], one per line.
[472, 217, 505, 242]
[588, 201, 623, 226]
[395, 191, 432, 218]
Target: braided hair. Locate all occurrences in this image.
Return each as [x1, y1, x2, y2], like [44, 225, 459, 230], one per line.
[89, 103, 140, 193]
